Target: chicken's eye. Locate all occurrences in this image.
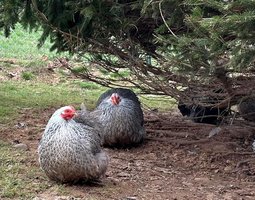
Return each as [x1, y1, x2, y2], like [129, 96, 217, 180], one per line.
[65, 109, 72, 113]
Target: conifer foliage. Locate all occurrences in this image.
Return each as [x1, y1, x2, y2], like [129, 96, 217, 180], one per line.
[1, 0, 255, 107]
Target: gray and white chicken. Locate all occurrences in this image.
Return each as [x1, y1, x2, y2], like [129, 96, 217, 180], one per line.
[38, 106, 108, 183]
[94, 88, 146, 147]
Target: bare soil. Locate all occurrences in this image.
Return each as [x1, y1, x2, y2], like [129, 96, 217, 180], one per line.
[2, 107, 255, 200]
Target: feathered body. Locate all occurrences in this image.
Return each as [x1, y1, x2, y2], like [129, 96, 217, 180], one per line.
[178, 88, 229, 125]
[94, 88, 145, 147]
[238, 95, 255, 122]
[38, 106, 108, 183]
[178, 103, 229, 125]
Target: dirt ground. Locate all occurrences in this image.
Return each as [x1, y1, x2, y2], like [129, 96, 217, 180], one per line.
[1, 107, 255, 200]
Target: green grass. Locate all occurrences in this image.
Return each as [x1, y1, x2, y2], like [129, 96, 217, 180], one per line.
[0, 23, 68, 68]
[21, 71, 35, 80]
[0, 81, 106, 124]
[0, 24, 63, 59]
[140, 95, 176, 111]
[0, 141, 50, 199]
[77, 81, 102, 90]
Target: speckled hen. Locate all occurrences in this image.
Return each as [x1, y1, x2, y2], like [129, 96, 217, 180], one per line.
[94, 88, 146, 147]
[38, 106, 108, 183]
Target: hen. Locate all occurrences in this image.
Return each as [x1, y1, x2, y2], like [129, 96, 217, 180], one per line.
[238, 95, 255, 122]
[94, 88, 146, 147]
[38, 106, 108, 183]
[178, 88, 229, 125]
[178, 103, 229, 125]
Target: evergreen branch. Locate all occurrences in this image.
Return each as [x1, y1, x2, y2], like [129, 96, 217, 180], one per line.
[159, 0, 178, 39]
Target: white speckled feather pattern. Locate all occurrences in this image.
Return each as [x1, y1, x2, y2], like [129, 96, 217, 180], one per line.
[38, 106, 108, 183]
[94, 88, 146, 147]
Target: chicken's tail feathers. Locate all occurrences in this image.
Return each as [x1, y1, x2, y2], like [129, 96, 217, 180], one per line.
[80, 103, 87, 112]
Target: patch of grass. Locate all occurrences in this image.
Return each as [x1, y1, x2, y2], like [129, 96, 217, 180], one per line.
[0, 23, 68, 68]
[109, 70, 130, 79]
[0, 23, 60, 59]
[140, 95, 176, 111]
[55, 184, 71, 196]
[78, 81, 101, 90]
[99, 68, 109, 75]
[24, 60, 47, 69]
[0, 81, 105, 124]
[21, 71, 35, 80]
[71, 66, 88, 74]
[0, 141, 50, 199]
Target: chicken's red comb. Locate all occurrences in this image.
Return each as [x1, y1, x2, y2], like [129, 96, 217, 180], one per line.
[67, 105, 76, 111]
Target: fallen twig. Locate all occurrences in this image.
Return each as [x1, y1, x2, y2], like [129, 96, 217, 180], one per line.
[146, 129, 190, 137]
[232, 158, 255, 173]
[146, 137, 210, 146]
[236, 158, 253, 168]
[144, 117, 160, 122]
[174, 138, 210, 147]
[221, 152, 255, 157]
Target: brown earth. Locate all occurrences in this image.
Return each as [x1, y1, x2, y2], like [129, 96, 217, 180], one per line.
[1, 107, 255, 200]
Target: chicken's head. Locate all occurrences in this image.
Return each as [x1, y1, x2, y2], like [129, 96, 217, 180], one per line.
[110, 93, 121, 105]
[60, 106, 76, 120]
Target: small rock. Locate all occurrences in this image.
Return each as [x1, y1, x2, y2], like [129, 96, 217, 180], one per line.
[15, 122, 27, 129]
[253, 141, 255, 152]
[32, 197, 41, 200]
[224, 166, 232, 172]
[208, 127, 222, 138]
[13, 139, 20, 144]
[117, 172, 130, 177]
[124, 197, 137, 200]
[55, 196, 81, 200]
[151, 108, 158, 112]
[187, 150, 197, 155]
[8, 72, 17, 78]
[194, 177, 210, 182]
[13, 143, 29, 151]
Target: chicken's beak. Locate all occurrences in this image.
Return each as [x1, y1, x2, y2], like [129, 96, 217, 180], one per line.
[111, 98, 118, 105]
[111, 94, 120, 105]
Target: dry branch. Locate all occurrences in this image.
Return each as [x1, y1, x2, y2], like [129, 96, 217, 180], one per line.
[146, 129, 190, 138]
[146, 136, 210, 146]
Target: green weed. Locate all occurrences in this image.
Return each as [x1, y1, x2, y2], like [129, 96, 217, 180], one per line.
[78, 81, 101, 90]
[140, 95, 176, 111]
[109, 70, 130, 78]
[21, 71, 34, 80]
